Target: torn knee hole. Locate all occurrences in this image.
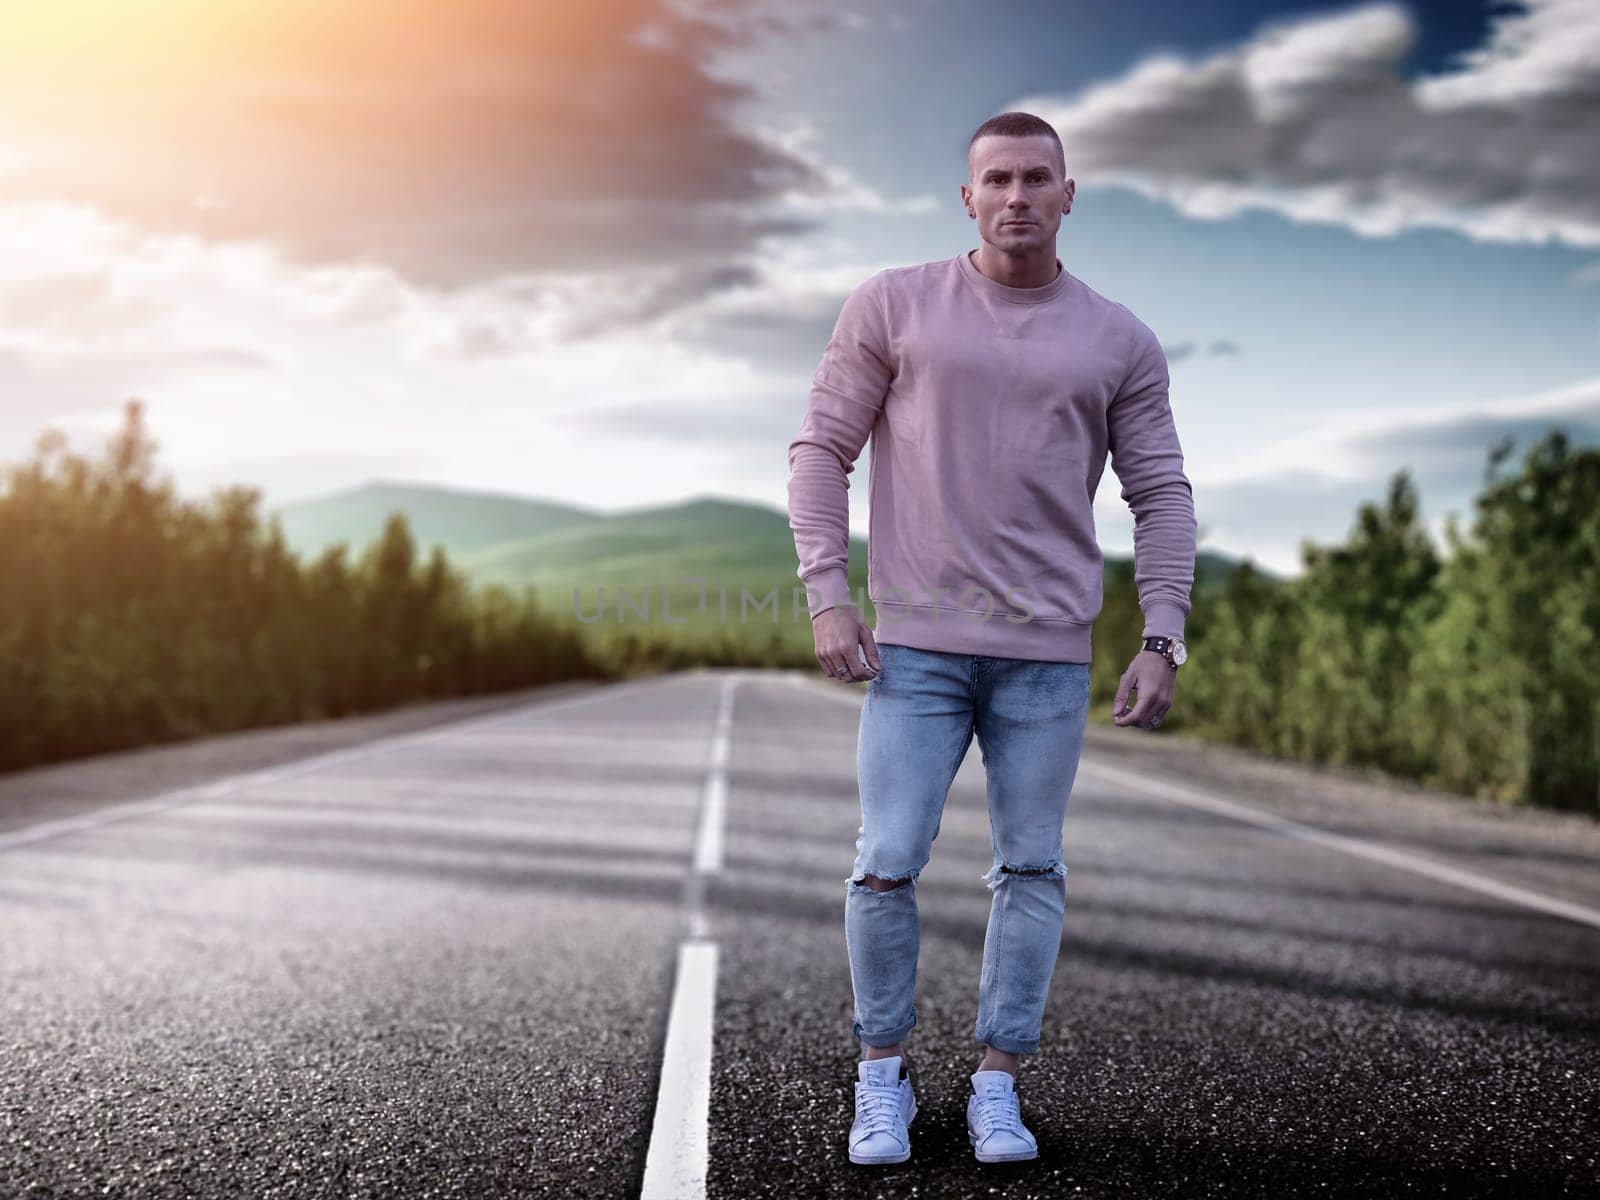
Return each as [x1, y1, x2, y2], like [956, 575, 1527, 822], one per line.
[982, 860, 1067, 891]
[864, 875, 912, 892]
[849, 868, 919, 893]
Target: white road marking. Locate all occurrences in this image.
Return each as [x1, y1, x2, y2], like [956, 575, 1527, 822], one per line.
[788, 673, 1600, 932]
[639, 941, 719, 1200]
[691, 685, 735, 873]
[0, 674, 689, 855]
[6, 665, 748, 1195]
[641, 673, 740, 1199]
[1079, 759, 1600, 932]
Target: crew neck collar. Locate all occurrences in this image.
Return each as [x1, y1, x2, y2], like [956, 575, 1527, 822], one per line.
[957, 247, 1071, 304]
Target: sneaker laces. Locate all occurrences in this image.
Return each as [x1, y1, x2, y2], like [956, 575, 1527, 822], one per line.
[854, 1081, 906, 1136]
[971, 1090, 1025, 1139]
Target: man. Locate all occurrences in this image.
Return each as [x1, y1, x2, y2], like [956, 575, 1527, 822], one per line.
[785, 110, 1197, 1167]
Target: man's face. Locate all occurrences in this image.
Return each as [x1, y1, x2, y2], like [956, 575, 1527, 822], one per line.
[962, 134, 1073, 251]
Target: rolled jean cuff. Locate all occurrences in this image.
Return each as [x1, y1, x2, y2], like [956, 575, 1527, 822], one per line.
[854, 1005, 918, 1048]
[973, 1027, 1039, 1055]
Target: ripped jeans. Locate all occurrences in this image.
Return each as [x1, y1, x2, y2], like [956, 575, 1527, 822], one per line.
[845, 642, 1091, 1056]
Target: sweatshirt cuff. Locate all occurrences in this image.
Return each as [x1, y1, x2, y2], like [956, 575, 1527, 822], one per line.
[801, 566, 855, 620]
[1140, 601, 1188, 642]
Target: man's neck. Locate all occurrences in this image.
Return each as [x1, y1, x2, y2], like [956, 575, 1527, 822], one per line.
[972, 245, 1061, 289]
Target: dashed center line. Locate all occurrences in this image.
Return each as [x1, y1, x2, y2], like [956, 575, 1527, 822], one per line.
[640, 941, 719, 1200]
[640, 672, 739, 1199]
[692, 713, 731, 876]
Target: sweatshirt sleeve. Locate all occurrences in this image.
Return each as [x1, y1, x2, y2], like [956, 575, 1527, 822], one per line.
[1107, 314, 1197, 642]
[786, 273, 894, 620]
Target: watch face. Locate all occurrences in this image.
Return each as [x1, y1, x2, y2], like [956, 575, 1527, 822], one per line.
[1172, 640, 1188, 665]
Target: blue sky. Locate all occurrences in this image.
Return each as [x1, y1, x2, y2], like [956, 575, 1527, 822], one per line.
[0, 0, 1596, 576]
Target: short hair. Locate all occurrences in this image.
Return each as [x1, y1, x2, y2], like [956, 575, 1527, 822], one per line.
[967, 112, 1065, 179]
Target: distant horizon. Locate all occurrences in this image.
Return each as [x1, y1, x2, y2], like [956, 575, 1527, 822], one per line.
[254, 474, 1287, 583]
[2, 398, 1529, 584]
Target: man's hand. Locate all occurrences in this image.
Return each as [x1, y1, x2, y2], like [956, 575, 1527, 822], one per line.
[812, 606, 880, 683]
[1112, 650, 1176, 729]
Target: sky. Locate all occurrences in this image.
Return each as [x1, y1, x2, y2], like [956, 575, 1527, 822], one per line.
[0, 0, 1597, 577]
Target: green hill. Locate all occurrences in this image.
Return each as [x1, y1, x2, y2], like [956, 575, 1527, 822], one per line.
[268, 479, 600, 560]
[455, 494, 868, 645]
[267, 482, 1267, 655]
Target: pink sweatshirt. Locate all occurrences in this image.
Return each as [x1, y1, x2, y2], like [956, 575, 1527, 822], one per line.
[786, 248, 1196, 663]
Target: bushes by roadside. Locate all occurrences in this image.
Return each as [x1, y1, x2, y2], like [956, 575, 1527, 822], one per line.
[1156, 431, 1598, 816]
[0, 400, 610, 772]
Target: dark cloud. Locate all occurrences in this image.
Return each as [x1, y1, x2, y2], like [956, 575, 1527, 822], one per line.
[551, 260, 767, 342]
[0, 1, 845, 290]
[1088, 334, 1247, 365]
[1341, 402, 1600, 493]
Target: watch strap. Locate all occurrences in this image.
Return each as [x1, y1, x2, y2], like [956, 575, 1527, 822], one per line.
[1143, 635, 1180, 668]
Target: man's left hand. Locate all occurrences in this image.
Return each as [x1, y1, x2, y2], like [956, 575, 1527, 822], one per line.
[1112, 650, 1176, 730]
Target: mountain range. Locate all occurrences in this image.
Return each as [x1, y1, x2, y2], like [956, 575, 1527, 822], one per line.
[266, 480, 1254, 644]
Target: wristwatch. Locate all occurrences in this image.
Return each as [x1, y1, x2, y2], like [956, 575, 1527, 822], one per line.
[1142, 635, 1187, 670]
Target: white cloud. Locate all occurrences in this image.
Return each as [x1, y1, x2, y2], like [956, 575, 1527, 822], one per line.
[1138, 371, 1600, 574]
[283, 266, 415, 326]
[1192, 370, 1600, 487]
[0, 194, 894, 521]
[1017, 0, 1600, 248]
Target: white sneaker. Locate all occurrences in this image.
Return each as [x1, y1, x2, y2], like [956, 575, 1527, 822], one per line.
[848, 1055, 917, 1165]
[967, 1069, 1039, 1163]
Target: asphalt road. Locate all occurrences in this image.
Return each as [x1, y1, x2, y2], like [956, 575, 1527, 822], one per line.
[1, 668, 1596, 1198]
